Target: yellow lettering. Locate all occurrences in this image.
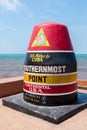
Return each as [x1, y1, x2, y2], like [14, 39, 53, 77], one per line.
[32, 57, 43, 62]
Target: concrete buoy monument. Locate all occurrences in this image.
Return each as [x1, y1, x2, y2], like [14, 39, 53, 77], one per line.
[23, 22, 77, 106]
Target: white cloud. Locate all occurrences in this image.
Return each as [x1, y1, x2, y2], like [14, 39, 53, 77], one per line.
[0, 0, 20, 11]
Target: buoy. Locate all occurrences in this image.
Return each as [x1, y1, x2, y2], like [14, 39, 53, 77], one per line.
[23, 22, 77, 106]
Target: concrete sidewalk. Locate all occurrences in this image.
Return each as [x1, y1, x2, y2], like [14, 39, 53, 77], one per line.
[0, 89, 87, 130]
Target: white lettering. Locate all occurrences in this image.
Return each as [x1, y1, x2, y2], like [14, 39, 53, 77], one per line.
[24, 65, 66, 73]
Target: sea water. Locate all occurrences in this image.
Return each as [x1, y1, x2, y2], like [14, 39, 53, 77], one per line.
[0, 53, 87, 79]
[76, 54, 87, 79]
[0, 54, 25, 79]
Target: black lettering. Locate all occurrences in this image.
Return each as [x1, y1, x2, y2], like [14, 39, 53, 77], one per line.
[29, 75, 32, 81]
[32, 76, 35, 82]
[38, 76, 42, 83]
[43, 76, 47, 83]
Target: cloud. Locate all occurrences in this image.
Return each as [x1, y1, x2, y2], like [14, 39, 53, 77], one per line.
[0, 0, 20, 11]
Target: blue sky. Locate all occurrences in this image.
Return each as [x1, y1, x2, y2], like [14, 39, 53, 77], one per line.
[0, 0, 87, 54]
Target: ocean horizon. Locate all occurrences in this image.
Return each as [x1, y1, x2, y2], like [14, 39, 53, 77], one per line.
[0, 53, 87, 79]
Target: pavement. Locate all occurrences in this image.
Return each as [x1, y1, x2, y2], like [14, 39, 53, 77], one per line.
[0, 88, 87, 130]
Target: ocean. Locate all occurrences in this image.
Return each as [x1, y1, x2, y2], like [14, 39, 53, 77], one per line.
[0, 54, 25, 79]
[0, 53, 87, 79]
[76, 54, 87, 79]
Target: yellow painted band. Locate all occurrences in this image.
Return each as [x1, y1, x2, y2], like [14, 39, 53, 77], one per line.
[24, 73, 77, 85]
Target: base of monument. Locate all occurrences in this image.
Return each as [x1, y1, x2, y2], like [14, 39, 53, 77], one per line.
[23, 91, 77, 106]
[2, 92, 87, 124]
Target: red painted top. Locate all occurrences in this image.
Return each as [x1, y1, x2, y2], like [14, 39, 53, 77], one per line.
[27, 22, 73, 51]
